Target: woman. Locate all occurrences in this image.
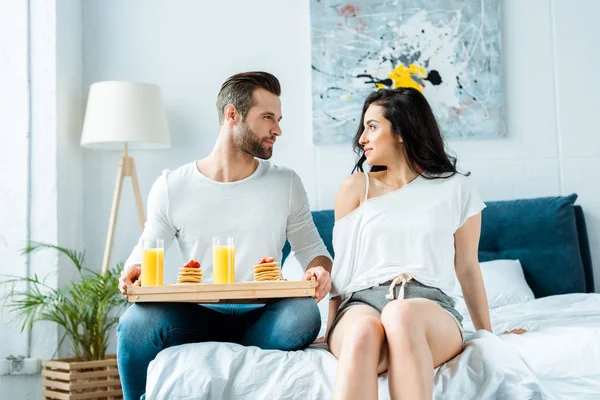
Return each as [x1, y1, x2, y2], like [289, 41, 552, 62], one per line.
[326, 87, 524, 400]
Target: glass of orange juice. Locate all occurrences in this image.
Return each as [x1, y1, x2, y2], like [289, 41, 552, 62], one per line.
[141, 238, 164, 287]
[213, 236, 235, 284]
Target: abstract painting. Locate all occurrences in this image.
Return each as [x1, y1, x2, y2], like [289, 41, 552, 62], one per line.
[310, 0, 504, 144]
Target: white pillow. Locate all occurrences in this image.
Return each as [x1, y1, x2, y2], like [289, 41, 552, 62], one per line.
[282, 253, 330, 338]
[455, 259, 535, 309]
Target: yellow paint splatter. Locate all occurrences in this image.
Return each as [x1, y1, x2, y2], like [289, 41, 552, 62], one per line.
[385, 64, 427, 92]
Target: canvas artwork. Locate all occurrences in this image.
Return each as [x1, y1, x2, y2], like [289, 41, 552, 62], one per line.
[310, 0, 504, 145]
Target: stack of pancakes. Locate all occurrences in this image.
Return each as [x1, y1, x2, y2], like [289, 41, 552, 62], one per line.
[177, 259, 203, 284]
[253, 257, 282, 281]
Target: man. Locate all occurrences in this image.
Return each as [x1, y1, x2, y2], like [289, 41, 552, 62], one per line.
[117, 72, 332, 400]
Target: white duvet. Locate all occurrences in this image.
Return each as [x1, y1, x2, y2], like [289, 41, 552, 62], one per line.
[146, 293, 600, 399]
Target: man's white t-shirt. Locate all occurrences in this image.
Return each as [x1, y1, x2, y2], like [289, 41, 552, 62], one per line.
[125, 159, 331, 282]
[330, 172, 486, 299]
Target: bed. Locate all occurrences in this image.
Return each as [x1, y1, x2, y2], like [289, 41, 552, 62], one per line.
[145, 195, 599, 399]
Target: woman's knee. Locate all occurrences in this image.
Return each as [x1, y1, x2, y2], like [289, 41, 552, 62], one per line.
[381, 300, 422, 338]
[342, 317, 385, 353]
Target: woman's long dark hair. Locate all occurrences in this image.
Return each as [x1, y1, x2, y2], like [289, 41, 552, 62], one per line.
[352, 87, 468, 179]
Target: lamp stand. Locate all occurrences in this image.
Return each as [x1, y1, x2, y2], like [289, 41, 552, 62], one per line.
[101, 143, 145, 274]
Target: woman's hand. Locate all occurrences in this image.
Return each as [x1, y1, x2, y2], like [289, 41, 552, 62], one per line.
[454, 213, 492, 332]
[502, 328, 528, 335]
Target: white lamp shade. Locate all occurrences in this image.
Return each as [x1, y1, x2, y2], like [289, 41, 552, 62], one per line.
[81, 81, 171, 150]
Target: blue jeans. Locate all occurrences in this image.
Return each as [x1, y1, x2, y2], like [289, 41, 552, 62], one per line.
[116, 298, 321, 400]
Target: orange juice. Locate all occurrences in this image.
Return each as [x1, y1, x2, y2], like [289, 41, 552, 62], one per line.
[141, 248, 164, 286]
[213, 245, 235, 284]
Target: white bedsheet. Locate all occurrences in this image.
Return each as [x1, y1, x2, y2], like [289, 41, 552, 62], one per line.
[146, 293, 600, 399]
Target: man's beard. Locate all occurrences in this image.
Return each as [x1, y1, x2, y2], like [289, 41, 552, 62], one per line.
[234, 122, 274, 160]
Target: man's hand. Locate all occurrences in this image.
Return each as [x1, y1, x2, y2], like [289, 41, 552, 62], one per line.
[312, 336, 326, 344]
[303, 266, 331, 303]
[119, 265, 141, 296]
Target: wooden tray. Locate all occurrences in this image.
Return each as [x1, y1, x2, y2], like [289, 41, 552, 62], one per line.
[127, 278, 316, 304]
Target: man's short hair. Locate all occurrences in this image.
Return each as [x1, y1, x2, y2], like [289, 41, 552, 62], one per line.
[216, 72, 281, 124]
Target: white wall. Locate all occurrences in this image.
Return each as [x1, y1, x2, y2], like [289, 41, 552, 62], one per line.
[0, 0, 33, 394]
[1, 0, 83, 398]
[0, 0, 57, 396]
[81, 0, 600, 288]
[56, 0, 85, 361]
[57, 0, 84, 294]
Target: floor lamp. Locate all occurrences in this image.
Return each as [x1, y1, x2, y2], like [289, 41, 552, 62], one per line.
[80, 81, 171, 274]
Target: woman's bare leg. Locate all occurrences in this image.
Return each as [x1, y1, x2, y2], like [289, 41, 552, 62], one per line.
[381, 299, 462, 400]
[329, 305, 388, 400]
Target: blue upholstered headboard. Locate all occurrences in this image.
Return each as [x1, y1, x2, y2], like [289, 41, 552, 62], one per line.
[282, 195, 594, 298]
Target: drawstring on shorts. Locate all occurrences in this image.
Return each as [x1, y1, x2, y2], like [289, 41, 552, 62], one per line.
[385, 273, 413, 300]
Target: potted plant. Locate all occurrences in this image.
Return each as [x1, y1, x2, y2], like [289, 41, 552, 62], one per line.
[2, 242, 127, 399]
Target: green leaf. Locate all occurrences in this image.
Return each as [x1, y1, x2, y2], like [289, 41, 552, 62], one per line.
[21, 241, 86, 273]
[1, 242, 128, 361]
